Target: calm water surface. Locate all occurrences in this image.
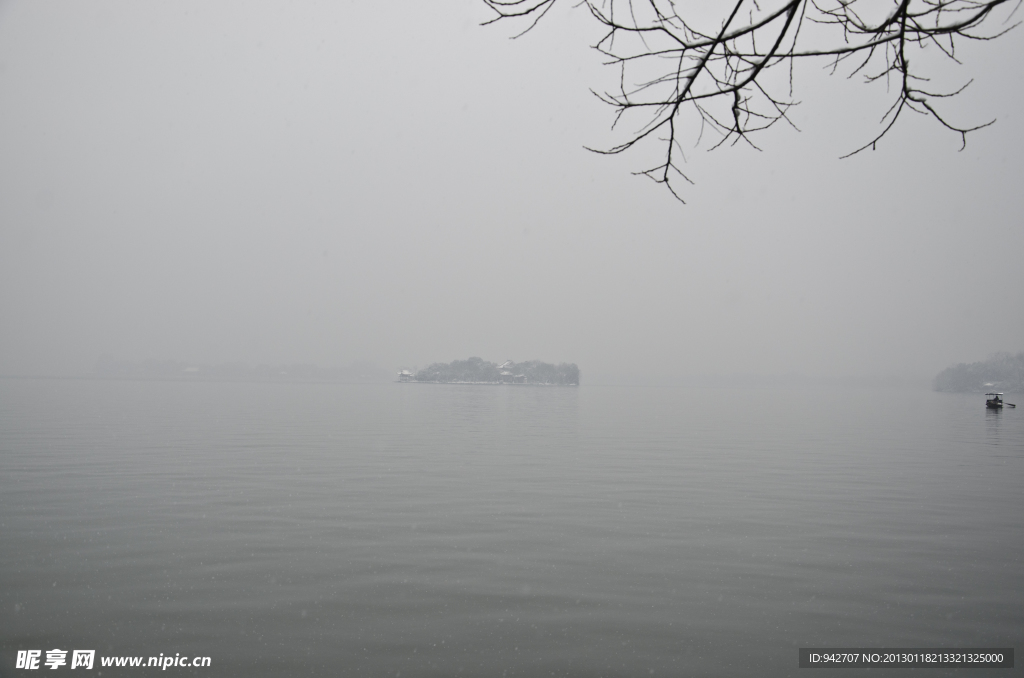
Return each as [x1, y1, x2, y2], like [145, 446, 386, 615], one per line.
[1, 379, 1021, 677]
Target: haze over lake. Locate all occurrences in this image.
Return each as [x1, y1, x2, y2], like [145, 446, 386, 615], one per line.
[2, 1, 1023, 676]
[2, 1, 1023, 384]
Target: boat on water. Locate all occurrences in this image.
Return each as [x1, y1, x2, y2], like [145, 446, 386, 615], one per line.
[986, 392, 1016, 409]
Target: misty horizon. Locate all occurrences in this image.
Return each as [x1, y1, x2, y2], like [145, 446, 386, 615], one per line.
[2, 1, 1023, 387]
[5, 350, 965, 388]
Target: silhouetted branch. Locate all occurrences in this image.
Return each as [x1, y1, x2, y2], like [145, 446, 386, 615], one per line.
[483, 0, 1019, 201]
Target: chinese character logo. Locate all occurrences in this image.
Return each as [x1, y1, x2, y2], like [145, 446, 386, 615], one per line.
[70, 651, 95, 669]
[44, 649, 68, 670]
[16, 650, 41, 670]
[15, 649, 95, 670]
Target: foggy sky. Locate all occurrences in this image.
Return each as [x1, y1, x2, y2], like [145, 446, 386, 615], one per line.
[2, 0, 1022, 383]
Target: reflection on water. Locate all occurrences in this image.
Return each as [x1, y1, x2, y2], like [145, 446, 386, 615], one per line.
[985, 401, 1014, 449]
[986, 406, 1002, 422]
[1, 380, 1022, 677]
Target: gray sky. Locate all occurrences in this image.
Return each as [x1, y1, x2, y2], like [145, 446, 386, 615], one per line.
[1, 0, 1022, 383]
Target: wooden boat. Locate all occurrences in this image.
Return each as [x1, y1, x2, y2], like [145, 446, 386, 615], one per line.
[986, 392, 1016, 409]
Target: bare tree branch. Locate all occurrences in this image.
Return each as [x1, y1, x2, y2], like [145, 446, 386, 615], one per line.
[482, 0, 1020, 201]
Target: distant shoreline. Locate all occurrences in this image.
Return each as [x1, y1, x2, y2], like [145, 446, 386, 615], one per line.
[86, 356, 394, 384]
[0, 373, 392, 385]
[934, 352, 1024, 393]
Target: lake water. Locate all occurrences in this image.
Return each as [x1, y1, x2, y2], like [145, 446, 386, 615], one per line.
[1, 378, 1021, 677]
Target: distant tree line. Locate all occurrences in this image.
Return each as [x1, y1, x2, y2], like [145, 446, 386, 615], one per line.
[93, 356, 392, 383]
[414, 357, 579, 385]
[934, 352, 1024, 393]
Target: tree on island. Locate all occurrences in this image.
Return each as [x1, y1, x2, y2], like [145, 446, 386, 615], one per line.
[414, 358, 580, 384]
[416, 357, 502, 383]
[483, 0, 1018, 201]
[934, 351, 1024, 392]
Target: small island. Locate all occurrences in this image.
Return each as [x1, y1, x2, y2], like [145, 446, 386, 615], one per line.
[400, 357, 579, 385]
[933, 352, 1024, 393]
